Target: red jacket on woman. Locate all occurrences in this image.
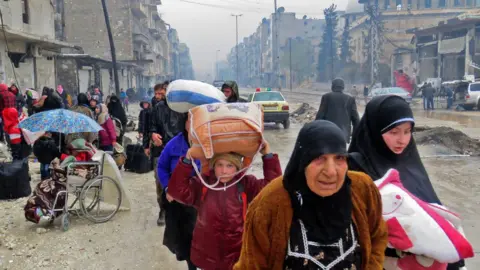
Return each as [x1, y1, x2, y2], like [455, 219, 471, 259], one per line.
[98, 117, 116, 147]
[168, 154, 282, 270]
[2, 107, 22, 144]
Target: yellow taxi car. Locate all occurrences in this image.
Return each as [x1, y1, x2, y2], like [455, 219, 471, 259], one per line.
[247, 89, 290, 129]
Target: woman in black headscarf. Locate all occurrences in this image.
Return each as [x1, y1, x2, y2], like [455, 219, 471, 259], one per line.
[35, 87, 62, 112]
[107, 95, 128, 144]
[234, 120, 387, 270]
[348, 95, 464, 269]
[348, 95, 440, 204]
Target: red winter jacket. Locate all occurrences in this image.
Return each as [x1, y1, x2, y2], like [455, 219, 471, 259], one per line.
[98, 117, 116, 147]
[168, 154, 282, 270]
[2, 107, 21, 144]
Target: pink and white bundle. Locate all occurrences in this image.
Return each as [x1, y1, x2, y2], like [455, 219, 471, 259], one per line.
[376, 169, 474, 269]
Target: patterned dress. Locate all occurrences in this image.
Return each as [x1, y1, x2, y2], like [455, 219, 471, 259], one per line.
[284, 219, 362, 270]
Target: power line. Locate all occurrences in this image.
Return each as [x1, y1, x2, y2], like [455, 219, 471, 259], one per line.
[177, 0, 267, 13]
[177, 0, 327, 16]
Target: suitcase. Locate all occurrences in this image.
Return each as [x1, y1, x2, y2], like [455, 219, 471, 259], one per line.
[124, 144, 152, 174]
[0, 159, 31, 200]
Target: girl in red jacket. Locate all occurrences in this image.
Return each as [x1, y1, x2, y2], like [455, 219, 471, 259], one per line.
[2, 107, 23, 159]
[168, 141, 282, 270]
[94, 104, 117, 152]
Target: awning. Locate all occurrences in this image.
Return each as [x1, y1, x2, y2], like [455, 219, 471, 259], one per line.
[418, 40, 437, 47]
[438, 36, 466, 54]
[58, 54, 139, 68]
[0, 26, 76, 50]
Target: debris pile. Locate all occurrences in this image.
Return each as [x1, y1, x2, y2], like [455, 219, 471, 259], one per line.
[290, 103, 317, 123]
[414, 126, 480, 156]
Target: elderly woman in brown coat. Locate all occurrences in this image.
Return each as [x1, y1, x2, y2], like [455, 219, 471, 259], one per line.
[234, 120, 388, 270]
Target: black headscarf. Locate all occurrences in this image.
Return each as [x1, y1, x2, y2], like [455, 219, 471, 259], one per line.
[108, 96, 128, 126]
[77, 93, 89, 106]
[348, 95, 441, 204]
[284, 120, 352, 243]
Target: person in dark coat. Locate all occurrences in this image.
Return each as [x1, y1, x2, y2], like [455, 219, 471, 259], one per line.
[25, 90, 36, 116]
[157, 115, 200, 270]
[221, 81, 246, 103]
[33, 133, 60, 180]
[145, 88, 186, 226]
[9, 84, 25, 115]
[138, 101, 151, 137]
[35, 87, 62, 112]
[422, 83, 435, 110]
[107, 95, 127, 144]
[315, 78, 360, 142]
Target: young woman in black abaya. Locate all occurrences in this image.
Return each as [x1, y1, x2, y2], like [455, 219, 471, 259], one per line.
[348, 95, 464, 270]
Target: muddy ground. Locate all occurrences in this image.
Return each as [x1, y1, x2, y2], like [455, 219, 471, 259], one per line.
[2, 92, 480, 269]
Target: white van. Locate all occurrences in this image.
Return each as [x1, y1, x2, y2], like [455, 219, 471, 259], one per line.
[464, 82, 480, 110]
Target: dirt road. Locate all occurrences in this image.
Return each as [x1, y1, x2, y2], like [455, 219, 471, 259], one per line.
[1, 93, 480, 269]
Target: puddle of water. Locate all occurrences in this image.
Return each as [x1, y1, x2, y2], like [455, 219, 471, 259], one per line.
[414, 110, 480, 128]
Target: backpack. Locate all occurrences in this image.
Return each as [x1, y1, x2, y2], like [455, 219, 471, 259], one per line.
[201, 182, 248, 221]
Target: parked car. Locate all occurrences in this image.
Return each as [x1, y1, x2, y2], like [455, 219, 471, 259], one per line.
[247, 90, 290, 129]
[464, 82, 480, 110]
[369, 87, 412, 103]
[212, 80, 225, 90]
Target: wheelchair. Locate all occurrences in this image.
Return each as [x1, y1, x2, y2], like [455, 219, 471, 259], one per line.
[48, 152, 122, 231]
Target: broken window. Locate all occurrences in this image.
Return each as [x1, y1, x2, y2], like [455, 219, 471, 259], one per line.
[21, 0, 29, 24]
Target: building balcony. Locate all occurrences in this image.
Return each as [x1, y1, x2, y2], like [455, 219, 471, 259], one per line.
[149, 27, 162, 39]
[131, 1, 148, 18]
[133, 21, 151, 44]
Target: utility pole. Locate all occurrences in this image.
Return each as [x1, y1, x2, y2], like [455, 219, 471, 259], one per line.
[216, 49, 220, 80]
[231, 14, 243, 84]
[369, 4, 379, 85]
[289, 38, 292, 91]
[273, 0, 279, 89]
[100, 0, 120, 96]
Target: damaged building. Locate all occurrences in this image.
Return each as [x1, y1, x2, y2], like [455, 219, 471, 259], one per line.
[55, 0, 170, 96]
[53, 0, 192, 97]
[410, 10, 480, 82]
[0, 0, 75, 90]
[345, 0, 472, 84]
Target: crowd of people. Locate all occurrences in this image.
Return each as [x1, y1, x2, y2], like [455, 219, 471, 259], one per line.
[0, 77, 468, 269]
[155, 78, 464, 270]
[0, 83, 128, 176]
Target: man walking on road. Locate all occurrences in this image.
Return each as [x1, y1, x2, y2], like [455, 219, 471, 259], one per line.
[422, 83, 436, 110]
[144, 82, 185, 226]
[221, 81, 247, 103]
[315, 78, 360, 143]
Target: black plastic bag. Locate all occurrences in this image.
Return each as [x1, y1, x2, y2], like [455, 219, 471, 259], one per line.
[0, 158, 31, 200]
[124, 144, 152, 174]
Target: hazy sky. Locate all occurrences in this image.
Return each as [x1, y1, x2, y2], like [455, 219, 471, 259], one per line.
[160, 0, 350, 81]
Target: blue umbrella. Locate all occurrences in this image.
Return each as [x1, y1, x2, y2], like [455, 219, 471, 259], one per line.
[18, 109, 103, 134]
